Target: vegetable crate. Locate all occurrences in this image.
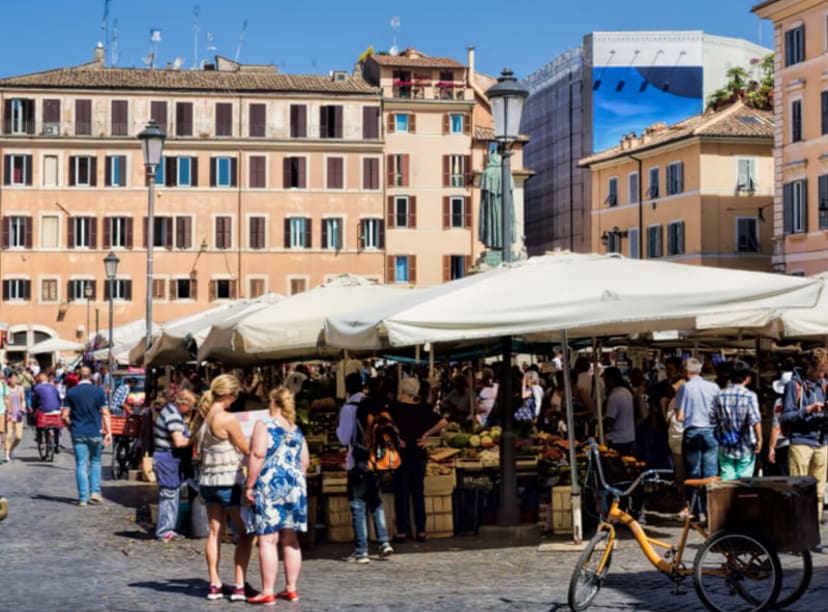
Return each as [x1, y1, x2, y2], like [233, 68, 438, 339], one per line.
[551, 485, 573, 535]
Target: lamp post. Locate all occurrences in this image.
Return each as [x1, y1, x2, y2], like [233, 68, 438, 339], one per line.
[104, 251, 119, 383]
[486, 68, 528, 527]
[137, 119, 165, 354]
[84, 282, 93, 348]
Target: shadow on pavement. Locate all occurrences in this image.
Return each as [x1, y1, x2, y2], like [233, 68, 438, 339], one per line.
[128, 577, 209, 599]
[114, 529, 155, 541]
[101, 482, 156, 510]
[30, 493, 79, 505]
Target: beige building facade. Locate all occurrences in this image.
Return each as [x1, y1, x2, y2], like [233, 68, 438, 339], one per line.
[754, 0, 828, 275]
[580, 103, 775, 272]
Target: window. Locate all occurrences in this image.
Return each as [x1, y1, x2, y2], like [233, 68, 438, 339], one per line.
[249, 103, 266, 138]
[363, 157, 380, 190]
[326, 157, 344, 189]
[103, 217, 132, 249]
[249, 216, 266, 249]
[628, 172, 639, 204]
[75, 99, 92, 135]
[667, 221, 685, 256]
[210, 157, 237, 187]
[387, 154, 409, 187]
[104, 279, 132, 301]
[41, 278, 58, 302]
[443, 196, 470, 229]
[249, 156, 266, 188]
[319, 105, 343, 138]
[290, 278, 307, 295]
[68, 217, 96, 249]
[2, 216, 31, 248]
[175, 102, 193, 137]
[150, 101, 167, 128]
[249, 278, 265, 298]
[42, 155, 58, 187]
[67, 279, 95, 301]
[360, 218, 384, 249]
[322, 218, 343, 250]
[215, 216, 232, 249]
[3, 154, 33, 186]
[289, 105, 307, 138]
[785, 25, 805, 66]
[666, 162, 683, 195]
[736, 158, 757, 192]
[627, 227, 640, 259]
[42, 98, 60, 133]
[144, 216, 173, 249]
[389, 195, 418, 229]
[792, 100, 803, 142]
[40, 215, 59, 249]
[210, 279, 237, 301]
[283, 157, 306, 189]
[736, 217, 759, 252]
[820, 174, 828, 230]
[69, 155, 97, 187]
[105, 155, 127, 187]
[783, 179, 807, 234]
[111, 100, 128, 136]
[362, 106, 380, 140]
[648, 167, 659, 198]
[175, 216, 192, 249]
[822, 92, 828, 136]
[647, 225, 663, 258]
[605, 232, 621, 254]
[388, 255, 416, 284]
[163, 156, 198, 187]
[215, 102, 232, 137]
[172, 278, 196, 300]
[607, 177, 618, 206]
[4, 98, 34, 134]
[444, 255, 469, 281]
[2, 279, 31, 301]
[450, 114, 464, 134]
[394, 114, 410, 133]
[445, 155, 470, 188]
[285, 217, 311, 249]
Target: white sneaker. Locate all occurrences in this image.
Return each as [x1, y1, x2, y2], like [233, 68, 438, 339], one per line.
[379, 542, 394, 558]
[345, 552, 370, 564]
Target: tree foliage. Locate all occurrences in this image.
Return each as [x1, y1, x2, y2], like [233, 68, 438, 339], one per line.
[706, 53, 774, 111]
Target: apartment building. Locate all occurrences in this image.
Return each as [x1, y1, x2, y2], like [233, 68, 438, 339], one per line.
[753, 0, 828, 275]
[580, 102, 774, 272]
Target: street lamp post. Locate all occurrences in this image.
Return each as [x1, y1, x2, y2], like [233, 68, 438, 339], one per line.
[84, 283, 93, 348]
[104, 251, 119, 389]
[137, 120, 165, 355]
[486, 68, 528, 527]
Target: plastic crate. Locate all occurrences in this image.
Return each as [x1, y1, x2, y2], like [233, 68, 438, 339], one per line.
[110, 414, 142, 437]
[36, 412, 63, 429]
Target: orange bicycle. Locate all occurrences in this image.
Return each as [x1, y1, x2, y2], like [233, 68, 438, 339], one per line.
[569, 439, 781, 612]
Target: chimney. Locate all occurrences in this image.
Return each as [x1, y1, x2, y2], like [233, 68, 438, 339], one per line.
[467, 46, 475, 87]
[94, 42, 105, 67]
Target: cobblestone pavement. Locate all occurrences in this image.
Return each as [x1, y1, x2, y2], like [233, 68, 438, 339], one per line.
[1, 433, 827, 611]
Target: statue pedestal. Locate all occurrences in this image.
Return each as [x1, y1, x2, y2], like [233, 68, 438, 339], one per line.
[471, 250, 504, 273]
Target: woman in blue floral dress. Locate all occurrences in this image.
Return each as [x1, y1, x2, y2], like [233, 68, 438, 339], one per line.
[245, 386, 309, 605]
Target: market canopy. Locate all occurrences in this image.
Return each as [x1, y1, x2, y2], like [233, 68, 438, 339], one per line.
[696, 271, 828, 339]
[91, 319, 155, 365]
[27, 336, 85, 354]
[324, 251, 824, 350]
[129, 293, 282, 367]
[198, 275, 414, 365]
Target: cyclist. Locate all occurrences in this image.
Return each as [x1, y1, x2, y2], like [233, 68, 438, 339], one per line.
[31, 373, 63, 451]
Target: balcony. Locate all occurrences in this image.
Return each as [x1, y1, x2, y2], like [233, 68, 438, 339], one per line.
[434, 82, 466, 100]
[392, 83, 426, 99]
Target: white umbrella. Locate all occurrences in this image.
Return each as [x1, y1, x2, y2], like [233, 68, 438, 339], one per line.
[325, 251, 823, 349]
[198, 275, 413, 365]
[28, 337, 85, 354]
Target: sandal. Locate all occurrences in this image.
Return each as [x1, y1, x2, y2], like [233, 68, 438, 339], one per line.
[248, 593, 276, 606]
[276, 589, 300, 602]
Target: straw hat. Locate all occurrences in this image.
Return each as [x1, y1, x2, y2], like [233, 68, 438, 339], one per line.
[772, 372, 793, 395]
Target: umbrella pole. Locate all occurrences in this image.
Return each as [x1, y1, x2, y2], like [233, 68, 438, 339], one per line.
[593, 338, 605, 447]
[498, 335, 519, 526]
[415, 344, 421, 366]
[428, 343, 435, 379]
[562, 330, 582, 543]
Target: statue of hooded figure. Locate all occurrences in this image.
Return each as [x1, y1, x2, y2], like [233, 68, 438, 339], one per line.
[478, 151, 515, 251]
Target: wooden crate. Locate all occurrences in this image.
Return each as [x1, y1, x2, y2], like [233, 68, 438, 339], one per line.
[551, 485, 573, 534]
[322, 471, 348, 494]
[424, 470, 456, 496]
[424, 494, 453, 538]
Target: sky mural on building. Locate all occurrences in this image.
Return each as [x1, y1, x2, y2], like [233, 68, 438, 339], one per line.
[592, 66, 703, 152]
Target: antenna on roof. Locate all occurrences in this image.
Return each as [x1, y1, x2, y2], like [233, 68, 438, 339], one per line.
[101, 0, 111, 66]
[144, 28, 162, 69]
[112, 18, 119, 66]
[207, 31, 217, 55]
[173, 56, 185, 70]
[235, 19, 247, 63]
[192, 5, 200, 70]
[390, 16, 400, 56]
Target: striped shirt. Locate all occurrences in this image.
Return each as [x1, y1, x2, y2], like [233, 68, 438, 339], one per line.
[714, 384, 761, 460]
[154, 403, 187, 452]
[110, 383, 130, 415]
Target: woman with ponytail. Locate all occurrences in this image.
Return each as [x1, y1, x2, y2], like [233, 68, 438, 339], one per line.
[245, 386, 309, 605]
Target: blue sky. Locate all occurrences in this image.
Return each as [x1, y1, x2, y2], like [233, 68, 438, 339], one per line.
[0, 1, 772, 79]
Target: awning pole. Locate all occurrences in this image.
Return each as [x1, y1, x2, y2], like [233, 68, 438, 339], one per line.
[498, 335, 518, 526]
[562, 330, 583, 543]
[593, 337, 604, 447]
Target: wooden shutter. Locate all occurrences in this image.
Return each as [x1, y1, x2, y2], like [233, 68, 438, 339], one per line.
[169, 279, 177, 299]
[90, 157, 98, 186]
[802, 180, 809, 232]
[321, 219, 328, 248]
[442, 155, 450, 187]
[43, 99, 60, 124]
[334, 106, 343, 138]
[124, 280, 132, 301]
[104, 157, 112, 186]
[443, 255, 451, 282]
[111, 100, 127, 135]
[297, 158, 306, 188]
[125, 217, 134, 249]
[2, 155, 9, 185]
[67, 218, 75, 249]
[463, 114, 471, 135]
[443, 114, 450, 135]
[223, 217, 232, 249]
[464, 255, 471, 275]
[68, 157, 76, 186]
[75, 99, 91, 135]
[24, 216, 32, 248]
[386, 255, 395, 283]
[409, 255, 417, 284]
[387, 113, 395, 134]
[464, 196, 472, 228]
[230, 157, 238, 187]
[283, 157, 291, 189]
[409, 113, 416, 134]
[162, 217, 171, 249]
[175, 217, 188, 248]
[209, 280, 217, 301]
[443, 197, 450, 229]
[210, 158, 217, 186]
[105, 279, 113, 301]
[2, 100, 9, 134]
[24, 100, 34, 134]
[284, 218, 291, 247]
[2, 281, 7, 301]
[327, 157, 343, 189]
[176, 102, 193, 136]
[409, 196, 417, 229]
[386, 155, 395, 187]
[357, 219, 364, 249]
[164, 157, 175, 187]
[89, 280, 97, 300]
[191, 157, 199, 187]
[23, 279, 31, 301]
[249, 103, 266, 137]
[24, 155, 32, 186]
[215, 102, 232, 137]
[230, 279, 237, 300]
[378, 220, 385, 249]
[464, 155, 472, 187]
[143, 216, 148, 248]
[1, 217, 8, 248]
[386, 196, 395, 229]
[319, 106, 329, 138]
[363, 106, 379, 139]
[103, 218, 111, 248]
[304, 217, 312, 248]
[249, 156, 265, 188]
[150, 101, 167, 128]
[402, 154, 410, 187]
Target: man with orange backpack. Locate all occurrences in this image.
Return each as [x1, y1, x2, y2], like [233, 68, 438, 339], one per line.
[780, 348, 828, 551]
[336, 373, 395, 563]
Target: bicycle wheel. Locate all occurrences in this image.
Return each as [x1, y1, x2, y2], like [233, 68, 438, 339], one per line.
[111, 437, 128, 479]
[693, 530, 781, 612]
[44, 430, 55, 462]
[568, 528, 613, 611]
[775, 549, 812, 609]
[37, 429, 49, 460]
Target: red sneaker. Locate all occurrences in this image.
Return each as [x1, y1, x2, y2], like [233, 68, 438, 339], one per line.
[276, 589, 300, 602]
[248, 593, 276, 606]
